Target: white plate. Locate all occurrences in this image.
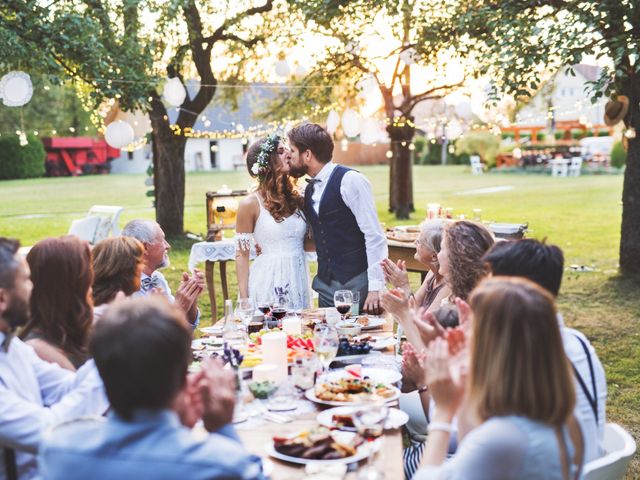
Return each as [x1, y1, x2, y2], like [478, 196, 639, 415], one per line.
[265, 436, 379, 465]
[354, 316, 386, 331]
[324, 367, 402, 385]
[304, 385, 401, 407]
[370, 335, 396, 351]
[317, 406, 409, 431]
[191, 338, 224, 350]
[199, 325, 223, 335]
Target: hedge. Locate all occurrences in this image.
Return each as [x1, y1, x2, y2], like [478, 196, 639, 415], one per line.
[0, 134, 45, 179]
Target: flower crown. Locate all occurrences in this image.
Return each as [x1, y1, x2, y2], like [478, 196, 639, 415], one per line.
[251, 134, 280, 181]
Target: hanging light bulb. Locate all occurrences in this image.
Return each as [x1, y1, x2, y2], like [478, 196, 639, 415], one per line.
[624, 128, 636, 139]
[408, 143, 416, 151]
[19, 132, 28, 146]
[340, 138, 348, 152]
[385, 150, 393, 159]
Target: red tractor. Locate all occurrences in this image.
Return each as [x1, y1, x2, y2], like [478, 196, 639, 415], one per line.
[42, 137, 120, 176]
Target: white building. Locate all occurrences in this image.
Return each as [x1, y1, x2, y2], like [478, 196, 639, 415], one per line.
[516, 64, 606, 127]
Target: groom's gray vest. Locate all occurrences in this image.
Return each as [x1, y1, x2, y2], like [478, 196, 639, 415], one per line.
[304, 165, 368, 284]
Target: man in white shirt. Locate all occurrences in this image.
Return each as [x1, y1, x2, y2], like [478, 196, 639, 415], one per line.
[122, 220, 205, 327]
[287, 123, 388, 314]
[483, 239, 607, 462]
[0, 238, 108, 480]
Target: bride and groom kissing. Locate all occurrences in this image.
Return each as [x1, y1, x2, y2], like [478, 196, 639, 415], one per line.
[235, 123, 388, 316]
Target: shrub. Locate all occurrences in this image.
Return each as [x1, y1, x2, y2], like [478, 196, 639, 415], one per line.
[598, 130, 611, 137]
[610, 141, 626, 168]
[555, 131, 564, 140]
[501, 132, 515, 140]
[536, 132, 546, 141]
[456, 130, 501, 168]
[0, 134, 45, 179]
[412, 136, 427, 165]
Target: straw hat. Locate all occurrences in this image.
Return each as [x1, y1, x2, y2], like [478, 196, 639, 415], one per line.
[604, 95, 629, 126]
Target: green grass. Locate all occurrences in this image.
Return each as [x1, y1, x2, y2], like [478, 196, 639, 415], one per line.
[1, 165, 638, 475]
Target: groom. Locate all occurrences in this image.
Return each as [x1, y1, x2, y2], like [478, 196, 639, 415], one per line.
[287, 123, 387, 314]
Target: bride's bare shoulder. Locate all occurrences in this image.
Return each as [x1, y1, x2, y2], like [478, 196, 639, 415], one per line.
[238, 194, 260, 214]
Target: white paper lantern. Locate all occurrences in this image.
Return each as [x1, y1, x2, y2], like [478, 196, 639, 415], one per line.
[342, 109, 362, 138]
[121, 110, 151, 138]
[163, 77, 186, 107]
[275, 60, 291, 78]
[454, 100, 473, 120]
[0, 71, 33, 107]
[360, 118, 381, 145]
[326, 110, 340, 134]
[445, 121, 463, 139]
[399, 48, 420, 65]
[105, 120, 135, 149]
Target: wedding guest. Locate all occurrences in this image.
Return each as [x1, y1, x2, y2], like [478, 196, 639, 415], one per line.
[20, 236, 93, 370]
[0, 237, 108, 480]
[382, 220, 451, 311]
[39, 297, 266, 480]
[483, 239, 607, 462]
[122, 220, 204, 327]
[415, 277, 584, 479]
[287, 123, 388, 314]
[92, 236, 144, 321]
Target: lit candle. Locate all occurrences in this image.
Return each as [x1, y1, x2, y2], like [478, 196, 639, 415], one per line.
[252, 364, 278, 383]
[260, 331, 288, 382]
[282, 316, 302, 335]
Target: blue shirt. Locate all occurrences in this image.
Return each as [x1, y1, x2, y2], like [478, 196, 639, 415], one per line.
[39, 409, 267, 480]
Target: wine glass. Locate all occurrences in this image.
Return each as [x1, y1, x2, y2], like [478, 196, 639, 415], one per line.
[256, 301, 271, 328]
[352, 398, 389, 480]
[235, 298, 255, 331]
[314, 324, 339, 379]
[334, 290, 353, 321]
[271, 294, 289, 328]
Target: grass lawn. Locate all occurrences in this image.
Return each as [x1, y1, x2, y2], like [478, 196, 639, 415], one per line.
[1, 165, 639, 476]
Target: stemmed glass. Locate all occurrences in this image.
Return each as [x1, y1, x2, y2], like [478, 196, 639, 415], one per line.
[334, 290, 353, 321]
[256, 301, 271, 328]
[352, 397, 389, 480]
[313, 324, 339, 380]
[235, 298, 255, 332]
[271, 293, 289, 328]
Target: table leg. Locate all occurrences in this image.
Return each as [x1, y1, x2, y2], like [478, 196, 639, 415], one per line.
[205, 260, 217, 321]
[220, 261, 229, 301]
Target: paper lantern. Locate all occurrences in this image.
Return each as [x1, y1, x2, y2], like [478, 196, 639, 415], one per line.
[360, 118, 381, 145]
[342, 109, 362, 138]
[105, 120, 135, 149]
[163, 77, 186, 107]
[454, 100, 473, 120]
[326, 110, 340, 134]
[121, 110, 151, 138]
[399, 48, 420, 65]
[0, 71, 33, 107]
[275, 60, 290, 78]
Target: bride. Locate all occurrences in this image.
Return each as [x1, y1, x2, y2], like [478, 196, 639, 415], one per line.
[235, 134, 312, 310]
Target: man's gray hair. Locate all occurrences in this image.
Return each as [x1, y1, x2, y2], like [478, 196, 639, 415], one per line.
[122, 219, 158, 244]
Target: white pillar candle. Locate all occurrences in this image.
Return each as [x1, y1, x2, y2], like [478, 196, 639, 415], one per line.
[252, 364, 278, 383]
[260, 331, 288, 382]
[282, 316, 302, 336]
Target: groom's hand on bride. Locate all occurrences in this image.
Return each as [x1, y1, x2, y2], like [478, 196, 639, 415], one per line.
[363, 291, 382, 315]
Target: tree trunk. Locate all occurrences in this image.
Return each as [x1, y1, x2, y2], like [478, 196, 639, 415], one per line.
[619, 80, 640, 275]
[387, 122, 415, 219]
[149, 100, 186, 236]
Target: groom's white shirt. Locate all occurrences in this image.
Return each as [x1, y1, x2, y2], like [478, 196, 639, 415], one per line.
[310, 161, 387, 291]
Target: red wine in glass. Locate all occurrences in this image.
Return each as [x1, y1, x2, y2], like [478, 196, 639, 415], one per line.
[336, 304, 351, 315]
[258, 304, 271, 315]
[271, 308, 287, 320]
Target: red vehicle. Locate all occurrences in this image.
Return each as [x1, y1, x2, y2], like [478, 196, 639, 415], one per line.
[42, 137, 120, 176]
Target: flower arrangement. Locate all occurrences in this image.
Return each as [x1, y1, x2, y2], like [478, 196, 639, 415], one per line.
[251, 133, 280, 181]
[274, 283, 290, 297]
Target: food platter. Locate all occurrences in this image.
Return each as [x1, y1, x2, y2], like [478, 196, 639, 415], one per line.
[198, 325, 224, 336]
[317, 406, 409, 431]
[305, 384, 401, 407]
[352, 316, 386, 331]
[324, 367, 402, 385]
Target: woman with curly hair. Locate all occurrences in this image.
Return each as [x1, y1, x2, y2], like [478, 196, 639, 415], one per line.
[235, 134, 312, 309]
[92, 236, 145, 320]
[438, 220, 494, 301]
[20, 235, 94, 370]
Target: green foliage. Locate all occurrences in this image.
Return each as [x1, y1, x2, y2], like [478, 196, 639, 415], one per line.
[536, 132, 545, 142]
[598, 130, 611, 137]
[412, 136, 427, 164]
[555, 132, 564, 140]
[0, 134, 45, 179]
[501, 132, 515, 140]
[455, 131, 501, 167]
[610, 141, 626, 169]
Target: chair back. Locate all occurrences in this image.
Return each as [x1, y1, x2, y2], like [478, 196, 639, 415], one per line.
[583, 423, 636, 480]
[569, 156, 583, 176]
[87, 205, 124, 243]
[470, 155, 483, 175]
[68, 215, 102, 243]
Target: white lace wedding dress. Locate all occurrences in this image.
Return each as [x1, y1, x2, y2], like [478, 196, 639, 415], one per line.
[236, 194, 311, 310]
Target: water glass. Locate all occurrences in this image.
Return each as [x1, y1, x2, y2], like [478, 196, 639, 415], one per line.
[314, 324, 339, 378]
[291, 352, 316, 390]
[353, 398, 389, 480]
[350, 291, 361, 316]
[235, 298, 255, 329]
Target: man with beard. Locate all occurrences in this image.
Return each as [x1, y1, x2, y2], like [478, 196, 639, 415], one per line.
[0, 238, 108, 480]
[287, 123, 387, 314]
[122, 220, 204, 327]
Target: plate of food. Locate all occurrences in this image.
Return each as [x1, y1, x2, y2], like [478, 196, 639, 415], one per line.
[369, 335, 397, 351]
[317, 406, 409, 431]
[305, 375, 400, 407]
[266, 428, 377, 465]
[191, 337, 225, 351]
[354, 316, 386, 331]
[324, 366, 402, 385]
[199, 325, 224, 336]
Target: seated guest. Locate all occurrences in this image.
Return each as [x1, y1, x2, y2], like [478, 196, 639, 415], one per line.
[39, 297, 266, 480]
[92, 236, 144, 321]
[0, 238, 108, 480]
[20, 236, 93, 370]
[382, 220, 451, 311]
[415, 277, 584, 479]
[122, 219, 204, 327]
[483, 239, 606, 462]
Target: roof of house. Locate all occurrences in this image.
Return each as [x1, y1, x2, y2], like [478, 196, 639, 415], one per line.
[570, 64, 601, 82]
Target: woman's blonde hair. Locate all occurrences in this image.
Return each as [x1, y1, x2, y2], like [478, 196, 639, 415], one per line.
[444, 220, 494, 300]
[246, 136, 302, 222]
[92, 237, 144, 306]
[468, 277, 575, 426]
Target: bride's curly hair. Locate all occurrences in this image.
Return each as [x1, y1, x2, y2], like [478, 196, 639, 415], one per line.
[246, 135, 302, 222]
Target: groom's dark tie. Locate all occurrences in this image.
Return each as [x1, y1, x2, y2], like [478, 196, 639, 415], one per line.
[305, 177, 321, 195]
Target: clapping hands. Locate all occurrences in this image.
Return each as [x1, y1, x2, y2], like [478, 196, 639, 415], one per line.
[381, 258, 411, 294]
[175, 268, 205, 323]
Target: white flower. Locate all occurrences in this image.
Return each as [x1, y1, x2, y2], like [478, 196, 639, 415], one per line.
[251, 163, 260, 175]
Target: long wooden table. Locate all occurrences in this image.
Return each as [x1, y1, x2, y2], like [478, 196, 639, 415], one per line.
[209, 312, 404, 478]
